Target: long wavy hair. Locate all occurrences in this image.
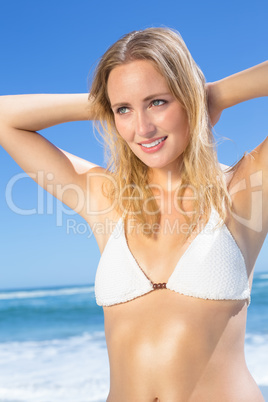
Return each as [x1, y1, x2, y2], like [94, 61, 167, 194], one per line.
[89, 27, 232, 236]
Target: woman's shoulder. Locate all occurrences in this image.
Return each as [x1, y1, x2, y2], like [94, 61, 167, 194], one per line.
[83, 165, 116, 193]
[251, 136, 268, 170]
[220, 137, 267, 187]
[60, 148, 117, 222]
[223, 138, 267, 271]
[226, 137, 267, 190]
[81, 166, 123, 251]
[82, 165, 123, 225]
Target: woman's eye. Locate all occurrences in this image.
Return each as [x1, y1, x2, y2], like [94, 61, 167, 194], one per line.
[117, 107, 129, 115]
[152, 99, 166, 107]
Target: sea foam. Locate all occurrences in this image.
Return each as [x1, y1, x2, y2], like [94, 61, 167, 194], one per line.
[0, 286, 95, 300]
[0, 332, 109, 402]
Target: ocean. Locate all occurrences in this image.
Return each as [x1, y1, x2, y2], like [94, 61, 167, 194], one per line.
[0, 272, 268, 402]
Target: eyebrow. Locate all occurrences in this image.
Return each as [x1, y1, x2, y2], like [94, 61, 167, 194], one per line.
[111, 93, 171, 109]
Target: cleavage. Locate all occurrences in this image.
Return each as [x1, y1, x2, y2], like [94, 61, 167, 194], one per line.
[124, 213, 208, 283]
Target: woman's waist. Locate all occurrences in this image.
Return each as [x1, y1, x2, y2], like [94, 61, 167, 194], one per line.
[107, 345, 261, 402]
[105, 312, 257, 401]
[106, 319, 247, 383]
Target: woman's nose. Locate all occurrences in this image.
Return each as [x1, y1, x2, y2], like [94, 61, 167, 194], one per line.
[135, 111, 156, 137]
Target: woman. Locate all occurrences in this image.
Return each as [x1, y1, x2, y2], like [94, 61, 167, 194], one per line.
[0, 28, 267, 401]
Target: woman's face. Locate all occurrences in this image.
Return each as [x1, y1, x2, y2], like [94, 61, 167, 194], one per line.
[107, 60, 190, 172]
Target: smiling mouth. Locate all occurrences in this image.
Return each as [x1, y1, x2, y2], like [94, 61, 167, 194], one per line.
[139, 136, 167, 148]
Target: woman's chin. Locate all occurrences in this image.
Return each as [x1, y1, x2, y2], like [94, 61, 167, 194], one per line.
[137, 155, 182, 171]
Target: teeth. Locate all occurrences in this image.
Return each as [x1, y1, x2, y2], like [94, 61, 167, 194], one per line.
[141, 137, 166, 148]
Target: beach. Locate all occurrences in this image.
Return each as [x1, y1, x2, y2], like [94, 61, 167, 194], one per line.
[0, 272, 267, 401]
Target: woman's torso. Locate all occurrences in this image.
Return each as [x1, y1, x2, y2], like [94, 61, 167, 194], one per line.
[86, 164, 265, 402]
[104, 292, 261, 401]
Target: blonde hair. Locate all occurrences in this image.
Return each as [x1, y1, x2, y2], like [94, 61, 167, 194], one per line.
[89, 27, 231, 235]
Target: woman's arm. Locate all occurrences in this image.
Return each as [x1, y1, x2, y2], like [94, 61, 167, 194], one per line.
[207, 62, 268, 266]
[0, 94, 92, 131]
[207, 61, 268, 228]
[60, 148, 98, 174]
[207, 61, 268, 126]
[0, 94, 99, 218]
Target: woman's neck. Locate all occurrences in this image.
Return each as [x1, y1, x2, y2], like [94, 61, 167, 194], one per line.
[148, 165, 183, 193]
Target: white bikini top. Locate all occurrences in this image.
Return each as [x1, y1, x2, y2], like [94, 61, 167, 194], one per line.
[95, 208, 251, 307]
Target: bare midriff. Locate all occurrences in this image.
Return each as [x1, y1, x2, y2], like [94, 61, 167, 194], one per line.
[104, 289, 264, 402]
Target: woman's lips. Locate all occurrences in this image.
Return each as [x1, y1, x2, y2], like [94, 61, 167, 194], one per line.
[138, 136, 168, 153]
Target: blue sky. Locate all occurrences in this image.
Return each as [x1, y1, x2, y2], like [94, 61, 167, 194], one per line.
[0, 0, 267, 290]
